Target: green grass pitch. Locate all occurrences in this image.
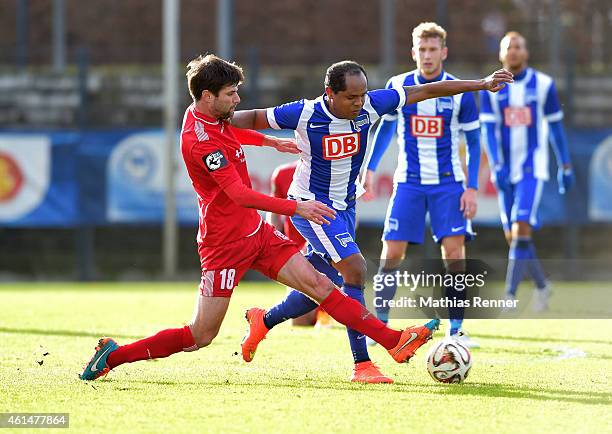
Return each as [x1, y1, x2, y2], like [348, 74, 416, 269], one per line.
[1, 282, 611, 433]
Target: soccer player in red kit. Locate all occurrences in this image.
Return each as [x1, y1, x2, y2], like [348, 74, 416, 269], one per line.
[80, 54, 439, 381]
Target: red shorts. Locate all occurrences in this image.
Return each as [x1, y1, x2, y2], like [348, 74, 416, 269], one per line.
[284, 217, 306, 250]
[198, 221, 300, 297]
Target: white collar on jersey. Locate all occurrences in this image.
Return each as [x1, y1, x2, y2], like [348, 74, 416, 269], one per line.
[190, 105, 225, 133]
[317, 95, 343, 122]
[190, 104, 221, 125]
[414, 71, 447, 85]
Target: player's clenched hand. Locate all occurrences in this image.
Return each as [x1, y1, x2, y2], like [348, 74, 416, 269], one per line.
[360, 170, 376, 202]
[295, 200, 336, 225]
[481, 69, 514, 93]
[460, 188, 478, 219]
[262, 135, 300, 154]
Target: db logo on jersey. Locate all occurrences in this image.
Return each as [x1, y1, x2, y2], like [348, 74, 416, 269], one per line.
[322, 133, 360, 160]
[504, 107, 532, 127]
[411, 115, 444, 138]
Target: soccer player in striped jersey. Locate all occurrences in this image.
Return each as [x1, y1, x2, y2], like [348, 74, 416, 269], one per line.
[268, 160, 340, 327]
[232, 60, 512, 382]
[364, 22, 481, 348]
[80, 55, 455, 382]
[479, 32, 574, 310]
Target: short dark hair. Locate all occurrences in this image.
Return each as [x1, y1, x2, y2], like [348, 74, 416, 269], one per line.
[324, 60, 367, 93]
[186, 54, 244, 100]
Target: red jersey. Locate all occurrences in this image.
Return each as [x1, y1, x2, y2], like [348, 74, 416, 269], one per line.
[180, 104, 263, 247]
[270, 161, 306, 247]
[271, 161, 298, 200]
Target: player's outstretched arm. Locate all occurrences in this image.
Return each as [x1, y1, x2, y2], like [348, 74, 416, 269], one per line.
[223, 180, 336, 225]
[229, 125, 299, 154]
[404, 69, 514, 105]
[231, 109, 271, 130]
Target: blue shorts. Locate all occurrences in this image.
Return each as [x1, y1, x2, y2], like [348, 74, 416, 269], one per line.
[383, 182, 475, 244]
[291, 206, 360, 263]
[498, 176, 544, 231]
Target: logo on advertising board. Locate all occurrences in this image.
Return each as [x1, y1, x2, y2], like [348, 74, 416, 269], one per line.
[0, 135, 50, 222]
[0, 152, 23, 202]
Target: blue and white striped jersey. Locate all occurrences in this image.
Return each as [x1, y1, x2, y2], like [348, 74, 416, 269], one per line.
[479, 67, 563, 182]
[384, 70, 480, 185]
[266, 88, 406, 210]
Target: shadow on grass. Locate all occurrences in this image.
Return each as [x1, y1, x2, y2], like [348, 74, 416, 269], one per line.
[0, 326, 139, 340]
[474, 346, 612, 360]
[472, 333, 612, 346]
[422, 382, 612, 406]
[126, 378, 611, 406]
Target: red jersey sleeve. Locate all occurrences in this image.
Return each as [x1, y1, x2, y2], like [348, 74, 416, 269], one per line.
[191, 140, 297, 216]
[191, 141, 241, 189]
[229, 125, 265, 146]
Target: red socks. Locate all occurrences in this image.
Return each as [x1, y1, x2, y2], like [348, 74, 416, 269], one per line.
[107, 325, 196, 369]
[105, 290, 401, 370]
[320, 289, 401, 350]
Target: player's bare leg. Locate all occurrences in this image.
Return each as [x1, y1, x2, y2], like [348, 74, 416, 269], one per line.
[80, 290, 228, 381]
[189, 295, 231, 348]
[241, 252, 439, 368]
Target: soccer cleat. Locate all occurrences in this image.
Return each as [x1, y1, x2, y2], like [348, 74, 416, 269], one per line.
[241, 308, 269, 362]
[351, 361, 394, 384]
[449, 329, 480, 348]
[80, 338, 119, 381]
[388, 318, 439, 363]
[314, 309, 334, 329]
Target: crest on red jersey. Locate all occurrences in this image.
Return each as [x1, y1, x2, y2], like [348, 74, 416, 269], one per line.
[203, 150, 228, 172]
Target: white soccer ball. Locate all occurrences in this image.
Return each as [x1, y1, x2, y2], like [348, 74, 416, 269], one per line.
[425, 339, 472, 383]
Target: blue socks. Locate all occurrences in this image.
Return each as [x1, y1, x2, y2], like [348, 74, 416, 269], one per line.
[444, 271, 466, 335]
[263, 253, 341, 329]
[527, 242, 548, 290]
[506, 237, 548, 296]
[374, 266, 398, 324]
[506, 237, 531, 296]
[262, 252, 370, 364]
[342, 284, 370, 363]
[263, 289, 317, 329]
[449, 319, 463, 336]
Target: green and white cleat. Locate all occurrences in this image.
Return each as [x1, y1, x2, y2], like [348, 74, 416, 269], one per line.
[80, 338, 118, 381]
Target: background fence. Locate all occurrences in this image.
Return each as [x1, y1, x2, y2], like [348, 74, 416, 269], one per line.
[0, 0, 610, 280]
